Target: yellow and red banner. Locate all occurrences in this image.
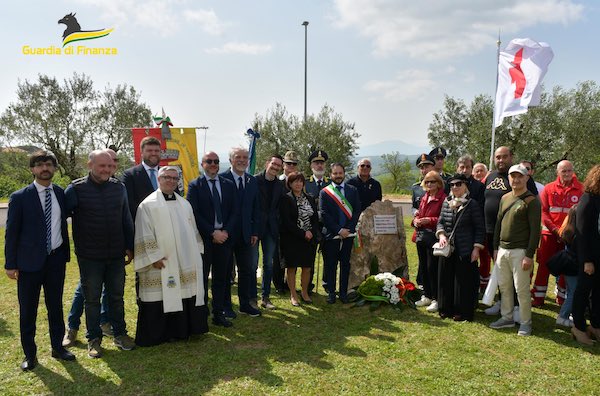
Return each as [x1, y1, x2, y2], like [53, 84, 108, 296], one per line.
[132, 127, 199, 195]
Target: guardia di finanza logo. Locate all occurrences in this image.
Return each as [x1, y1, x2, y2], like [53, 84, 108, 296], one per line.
[22, 13, 117, 55]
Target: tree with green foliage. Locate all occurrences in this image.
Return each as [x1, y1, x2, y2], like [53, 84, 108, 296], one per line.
[0, 73, 152, 179]
[251, 103, 360, 174]
[380, 152, 413, 192]
[428, 81, 600, 183]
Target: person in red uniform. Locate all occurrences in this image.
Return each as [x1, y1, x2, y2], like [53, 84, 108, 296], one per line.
[531, 160, 584, 307]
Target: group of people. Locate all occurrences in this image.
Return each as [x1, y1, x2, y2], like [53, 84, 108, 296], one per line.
[411, 146, 600, 342]
[4, 136, 385, 370]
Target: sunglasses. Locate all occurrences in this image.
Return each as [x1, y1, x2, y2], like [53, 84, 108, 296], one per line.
[450, 181, 464, 188]
[424, 180, 436, 185]
[359, 164, 371, 168]
[204, 159, 220, 165]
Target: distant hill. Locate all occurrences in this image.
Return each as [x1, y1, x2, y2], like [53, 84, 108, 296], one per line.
[357, 154, 420, 176]
[357, 139, 430, 157]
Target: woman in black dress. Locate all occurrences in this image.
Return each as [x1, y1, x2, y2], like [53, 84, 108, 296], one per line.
[436, 173, 485, 321]
[280, 172, 320, 306]
[571, 164, 600, 345]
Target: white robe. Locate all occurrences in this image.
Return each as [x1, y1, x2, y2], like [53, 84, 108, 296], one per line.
[134, 190, 205, 313]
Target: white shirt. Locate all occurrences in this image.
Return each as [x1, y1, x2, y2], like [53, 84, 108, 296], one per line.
[33, 181, 63, 250]
[142, 161, 159, 190]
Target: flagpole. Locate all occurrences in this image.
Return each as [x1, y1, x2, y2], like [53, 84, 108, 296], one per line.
[489, 31, 501, 170]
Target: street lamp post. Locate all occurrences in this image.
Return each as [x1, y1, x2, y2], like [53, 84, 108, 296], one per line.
[302, 21, 309, 122]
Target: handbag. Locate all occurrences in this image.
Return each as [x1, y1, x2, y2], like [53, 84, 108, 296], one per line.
[432, 200, 470, 258]
[547, 248, 578, 276]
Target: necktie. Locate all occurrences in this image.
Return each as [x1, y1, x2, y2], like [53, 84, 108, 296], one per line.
[237, 176, 244, 191]
[210, 179, 223, 224]
[317, 180, 322, 189]
[337, 185, 343, 194]
[148, 168, 158, 190]
[45, 188, 52, 254]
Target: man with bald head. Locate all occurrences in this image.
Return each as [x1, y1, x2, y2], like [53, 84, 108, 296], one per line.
[187, 151, 239, 327]
[532, 160, 584, 313]
[65, 150, 135, 357]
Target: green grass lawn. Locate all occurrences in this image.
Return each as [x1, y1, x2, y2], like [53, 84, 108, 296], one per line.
[1, 219, 598, 395]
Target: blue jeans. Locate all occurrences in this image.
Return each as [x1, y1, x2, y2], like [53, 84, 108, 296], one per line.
[559, 275, 578, 319]
[78, 257, 127, 341]
[67, 281, 109, 330]
[253, 233, 277, 299]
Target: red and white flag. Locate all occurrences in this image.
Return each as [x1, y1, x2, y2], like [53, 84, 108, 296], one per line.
[493, 38, 554, 128]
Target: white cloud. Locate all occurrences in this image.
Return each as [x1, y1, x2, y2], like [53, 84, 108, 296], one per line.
[364, 69, 438, 101]
[72, 0, 229, 36]
[183, 9, 228, 36]
[205, 42, 272, 55]
[333, 0, 584, 60]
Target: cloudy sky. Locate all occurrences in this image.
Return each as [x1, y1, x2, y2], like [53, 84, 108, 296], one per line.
[2, 0, 597, 158]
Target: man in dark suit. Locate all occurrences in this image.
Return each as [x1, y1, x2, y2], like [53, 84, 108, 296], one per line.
[254, 154, 285, 309]
[220, 147, 261, 317]
[122, 136, 161, 220]
[187, 151, 239, 327]
[319, 163, 361, 304]
[4, 150, 74, 371]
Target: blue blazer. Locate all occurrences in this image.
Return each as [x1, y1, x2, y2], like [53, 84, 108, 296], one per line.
[122, 164, 156, 221]
[319, 183, 361, 240]
[187, 175, 239, 240]
[220, 170, 261, 245]
[4, 183, 70, 272]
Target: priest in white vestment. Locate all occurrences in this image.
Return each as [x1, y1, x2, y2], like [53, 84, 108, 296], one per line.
[133, 166, 208, 346]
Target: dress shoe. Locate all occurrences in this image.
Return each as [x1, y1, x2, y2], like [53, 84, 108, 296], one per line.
[52, 348, 76, 361]
[327, 293, 336, 304]
[290, 298, 300, 307]
[339, 296, 349, 304]
[223, 309, 237, 319]
[301, 296, 313, 304]
[571, 327, 593, 346]
[20, 357, 37, 371]
[212, 314, 233, 328]
[239, 305, 261, 317]
[586, 326, 600, 341]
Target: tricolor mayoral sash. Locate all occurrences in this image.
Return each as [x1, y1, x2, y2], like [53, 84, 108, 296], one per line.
[322, 184, 353, 219]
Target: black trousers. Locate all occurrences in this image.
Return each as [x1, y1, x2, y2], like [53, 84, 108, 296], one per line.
[17, 252, 66, 359]
[272, 240, 286, 291]
[438, 253, 479, 320]
[572, 266, 600, 331]
[416, 240, 438, 300]
[322, 238, 353, 299]
[202, 239, 233, 316]
[228, 238, 254, 309]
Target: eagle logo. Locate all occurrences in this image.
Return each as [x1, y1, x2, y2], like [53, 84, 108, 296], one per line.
[58, 13, 114, 47]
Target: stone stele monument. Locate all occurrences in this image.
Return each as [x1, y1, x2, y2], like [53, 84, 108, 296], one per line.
[349, 200, 409, 289]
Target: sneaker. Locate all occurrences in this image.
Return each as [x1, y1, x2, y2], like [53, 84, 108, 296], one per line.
[518, 323, 532, 336]
[415, 296, 432, 307]
[513, 306, 521, 324]
[100, 322, 114, 337]
[556, 316, 573, 327]
[490, 318, 516, 329]
[426, 300, 438, 313]
[62, 328, 78, 347]
[239, 305, 261, 317]
[88, 338, 103, 358]
[249, 299, 259, 310]
[260, 298, 276, 310]
[484, 301, 501, 316]
[114, 334, 136, 351]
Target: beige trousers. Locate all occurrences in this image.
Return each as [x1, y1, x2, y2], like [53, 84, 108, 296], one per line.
[496, 247, 533, 325]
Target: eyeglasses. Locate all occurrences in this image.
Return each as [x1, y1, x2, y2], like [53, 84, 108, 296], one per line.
[450, 181, 464, 188]
[424, 180, 436, 185]
[204, 159, 220, 165]
[359, 164, 371, 168]
[160, 176, 180, 182]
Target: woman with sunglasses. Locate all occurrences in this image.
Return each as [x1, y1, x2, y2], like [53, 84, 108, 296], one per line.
[413, 171, 446, 312]
[435, 174, 485, 321]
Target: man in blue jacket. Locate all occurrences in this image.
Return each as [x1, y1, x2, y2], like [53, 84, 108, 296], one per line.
[4, 150, 74, 370]
[319, 163, 361, 304]
[220, 147, 261, 317]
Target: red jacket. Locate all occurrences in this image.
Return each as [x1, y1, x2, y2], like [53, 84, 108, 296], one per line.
[413, 189, 446, 232]
[540, 175, 584, 235]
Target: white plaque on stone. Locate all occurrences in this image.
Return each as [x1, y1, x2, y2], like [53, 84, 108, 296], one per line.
[373, 214, 397, 235]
